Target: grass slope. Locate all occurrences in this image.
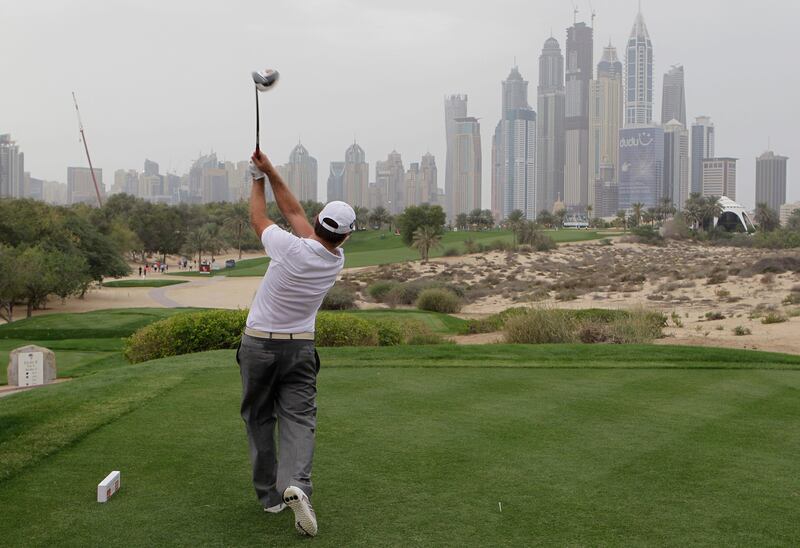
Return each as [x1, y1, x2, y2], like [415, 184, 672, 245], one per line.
[1, 343, 799, 546]
[172, 229, 610, 277]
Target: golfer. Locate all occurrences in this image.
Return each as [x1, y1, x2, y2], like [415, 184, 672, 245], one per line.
[237, 149, 355, 537]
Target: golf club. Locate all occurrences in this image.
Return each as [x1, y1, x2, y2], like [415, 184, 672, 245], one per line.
[251, 69, 279, 152]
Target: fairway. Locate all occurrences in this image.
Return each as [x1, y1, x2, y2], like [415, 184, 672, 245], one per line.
[1, 340, 799, 546]
[170, 229, 611, 277]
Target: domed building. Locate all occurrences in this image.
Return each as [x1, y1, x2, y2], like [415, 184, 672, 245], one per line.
[714, 196, 755, 232]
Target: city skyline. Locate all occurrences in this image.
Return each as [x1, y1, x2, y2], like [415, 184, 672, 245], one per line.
[3, 0, 798, 209]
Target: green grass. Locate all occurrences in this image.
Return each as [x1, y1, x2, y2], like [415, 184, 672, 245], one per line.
[328, 308, 468, 335]
[172, 229, 611, 277]
[2, 309, 799, 546]
[0, 345, 799, 546]
[101, 279, 188, 288]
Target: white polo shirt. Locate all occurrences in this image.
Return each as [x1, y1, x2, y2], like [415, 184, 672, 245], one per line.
[246, 224, 344, 333]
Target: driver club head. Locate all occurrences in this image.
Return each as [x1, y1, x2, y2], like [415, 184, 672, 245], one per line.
[252, 69, 279, 91]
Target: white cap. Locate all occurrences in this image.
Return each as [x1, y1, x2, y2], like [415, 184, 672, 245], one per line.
[318, 201, 356, 234]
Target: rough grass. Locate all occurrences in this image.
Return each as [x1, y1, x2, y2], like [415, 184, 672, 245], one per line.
[0, 345, 799, 546]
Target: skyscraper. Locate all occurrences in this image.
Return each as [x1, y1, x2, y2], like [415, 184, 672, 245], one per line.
[444, 94, 468, 219]
[618, 126, 664, 210]
[344, 142, 369, 208]
[588, 43, 623, 214]
[450, 117, 482, 218]
[278, 143, 318, 202]
[536, 37, 566, 214]
[67, 166, 104, 205]
[375, 150, 405, 214]
[0, 134, 24, 198]
[625, 7, 654, 126]
[661, 65, 686, 126]
[419, 153, 438, 205]
[327, 162, 345, 203]
[492, 66, 537, 220]
[691, 116, 715, 194]
[755, 151, 789, 212]
[564, 21, 593, 210]
[404, 162, 419, 208]
[663, 119, 689, 209]
[702, 158, 737, 200]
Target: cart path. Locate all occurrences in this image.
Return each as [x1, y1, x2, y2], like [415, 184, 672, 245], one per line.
[148, 276, 228, 308]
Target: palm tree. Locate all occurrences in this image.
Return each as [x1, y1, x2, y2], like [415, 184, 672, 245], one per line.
[754, 202, 780, 232]
[506, 209, 525, 246]
[368, 206, 391, 229]
[586, 204, 593, 219]
[615, 210, 627, 232]
[631, 203, 645, 227]
[203, 222, 224, 262]
[223, 201, 249, 259]
[702, 196, 723, 230]
[555, 208, 567, 229]
[412, 225, 442, 263]
[353, 206, 369, 230]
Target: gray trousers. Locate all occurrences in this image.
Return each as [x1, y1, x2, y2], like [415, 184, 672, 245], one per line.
[236, 334, 320, 508]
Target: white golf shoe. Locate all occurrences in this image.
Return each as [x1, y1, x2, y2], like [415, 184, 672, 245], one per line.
[283, 486, 318, 537]
[264, 502, 286, 513]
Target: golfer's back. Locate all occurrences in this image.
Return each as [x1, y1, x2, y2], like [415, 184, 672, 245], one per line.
[247, 224, 344, 334]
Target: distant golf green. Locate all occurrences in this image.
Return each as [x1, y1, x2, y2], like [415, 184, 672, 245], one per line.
[1, 308, 799, 545]
[102, 279, 188, 288]
[172, 229, 611, 278]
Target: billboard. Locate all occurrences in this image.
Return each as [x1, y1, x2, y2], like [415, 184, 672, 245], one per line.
[618, 126, 664, 210]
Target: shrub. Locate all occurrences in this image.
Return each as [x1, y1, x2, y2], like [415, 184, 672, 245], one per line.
[321, 284, 357, 310]
[124, 309, 247, 363]
[598, 238, 613, 246]
[416, 288, 462, 313]
[384, 280, 464, 307]
[443, 247, 461, 257]
[315, 312, 378, 346]
[503, 307, 664, 345]
[367, 280, 399, 302]
[706, 269, 728, 285]
[761, 312, 787, 325]
[630, 226, 664, 245]
[373, 319, 404, 346]
[465, 307, 528, 334]
[705, 311, 725, 321]
[733, 326, 751, 336]
[555, 289, 578, 301]
[783, 292, 800, 305]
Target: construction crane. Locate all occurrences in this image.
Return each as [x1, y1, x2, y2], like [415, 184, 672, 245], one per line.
[588, 0, 596, 27]
[71, 92, 103, 207]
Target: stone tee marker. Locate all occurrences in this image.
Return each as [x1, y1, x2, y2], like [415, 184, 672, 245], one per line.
[7, 345, 57, 387]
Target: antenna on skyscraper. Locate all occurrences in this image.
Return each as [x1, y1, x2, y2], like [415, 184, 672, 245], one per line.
[571, 1, 578, 23]
[588, 0, 596, 27]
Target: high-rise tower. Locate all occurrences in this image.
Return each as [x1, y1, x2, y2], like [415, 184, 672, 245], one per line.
[278, 142, 318, 202]
[564, 21, 593, 210]
[344, 142, 369, 207]
[625, 6, 654, 126]
[444, 94, 468, 219]
[588, 43, 623, 214]
[663, 119, 689, 209]
[492, 66, 537, 221]
[755, 151, 789, 213]
[661, 65, 686, 126]
[536, 37, 566, 215]
[450, 117, 482, 218]
[691, 116, 715, 194]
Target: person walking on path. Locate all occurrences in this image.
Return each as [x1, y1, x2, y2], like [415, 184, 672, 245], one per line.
[237, 148, 355, 538]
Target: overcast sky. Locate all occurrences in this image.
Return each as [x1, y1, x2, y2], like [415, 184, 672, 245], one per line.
[3, 0, 797, 209]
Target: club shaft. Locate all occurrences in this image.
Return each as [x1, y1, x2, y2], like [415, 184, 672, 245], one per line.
[255, 88, 260, 151]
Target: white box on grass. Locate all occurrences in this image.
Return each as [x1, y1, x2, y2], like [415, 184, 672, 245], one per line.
[97, 471, 121, 503]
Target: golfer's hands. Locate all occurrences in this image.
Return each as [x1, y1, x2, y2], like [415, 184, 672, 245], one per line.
[251, 150, 273, 175]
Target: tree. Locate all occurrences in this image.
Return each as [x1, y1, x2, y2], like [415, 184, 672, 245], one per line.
[301, 200, 324, 225]
[203, 223, 224, 261]
[16, 246, 58, 317]
[58, 212, 130, 288]
[395, 204, 446, 245]
[754, 202, 780, 232]
[786, 209, 800, 232]
[183, 227, 208, 265]
[368, 206, 391, 229]
[555, 208, 567, 229]
[615, 210, 628, 232]
[702, 195, 723, 231]
[455, 213, 468, 231]
[354, 206, 370, 230]
[467, 209, 484, 229]
[49, 249, 92, 303]
[631, 203, 645, 227]
[411, 225, 442, 263]
[536, 210, 555, 229]
[506, 210, 525, 246]
[223, 201, 250, 259]
[586, 204, 593, 219]
[0, 245, 23, 322]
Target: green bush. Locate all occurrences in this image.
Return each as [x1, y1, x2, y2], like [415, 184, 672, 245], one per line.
[416, 288, 462, 313]
[373, 319, 404, 346]
[466, 307, 528, 334]
[124, 309, 247, 363]
[761, 312, 787, 325]
[367, 280, 399, 302]
[631, 226, 664, 245]
[443, 247, 461, 257]
[384, 280, 464, 307]
[504, 308, 578, 344]
[315, 312, 378, 346]
[407, 331, 448, 345]
[733, 326, 751, 336]
[321, 284, 357, 310]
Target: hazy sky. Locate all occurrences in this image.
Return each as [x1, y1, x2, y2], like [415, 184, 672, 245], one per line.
[3, 0, 798, 208]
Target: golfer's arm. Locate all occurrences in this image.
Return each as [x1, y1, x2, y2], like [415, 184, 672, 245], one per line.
[250, 178, 274, 237]
[265, 166, 313, 238]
